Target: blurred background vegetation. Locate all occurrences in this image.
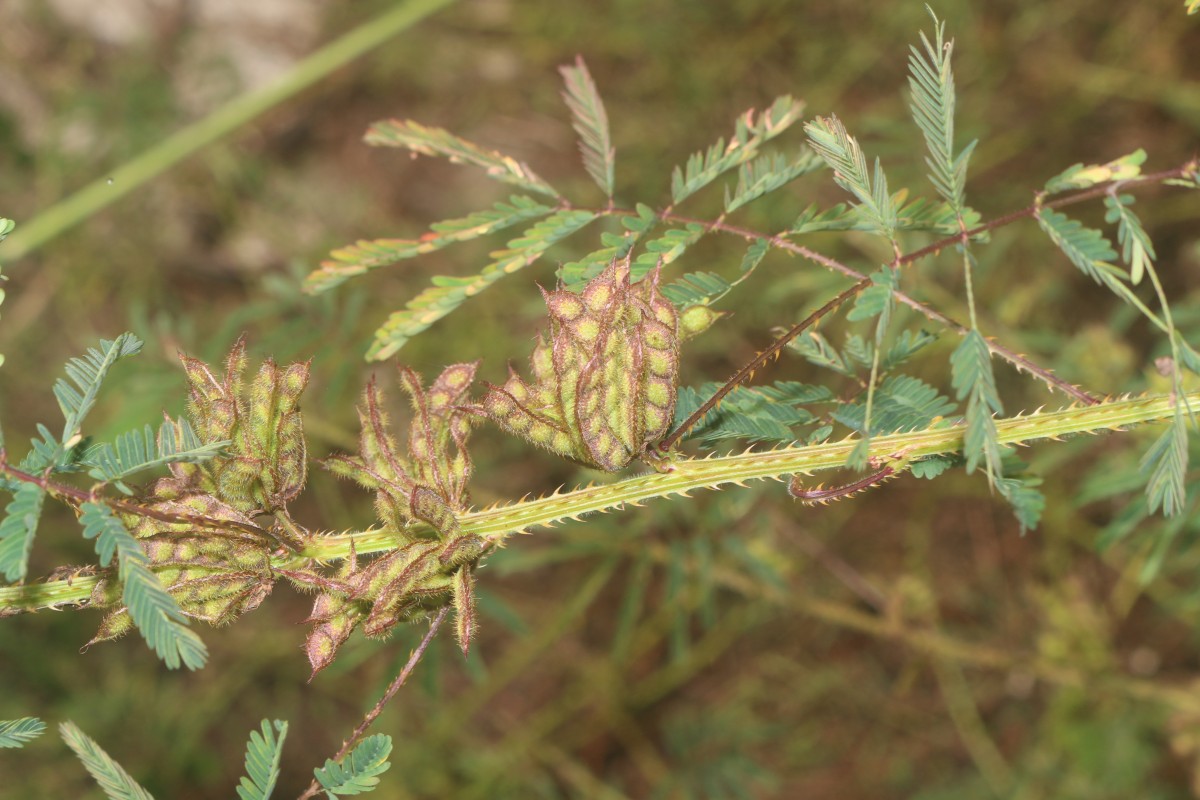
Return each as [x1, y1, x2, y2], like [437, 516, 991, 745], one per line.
[1, 1, 1199, 797]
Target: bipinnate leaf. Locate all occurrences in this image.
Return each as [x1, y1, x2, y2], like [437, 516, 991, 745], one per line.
[559, 203, 658, 288]
[832, 375, 956, 435]
[365, 119, 559, 199]
[366, 209, 597, 361]
[723, 149, 824, 212]
[84, 418, 225, 494]
[0, 716, 45, 748]
[314, 734, 393, 797]
[632, 223, 707, 277]
[1043, 149, 1145, 195]
[1103, 193, 1156, 285]
[847, 268, 898, 322]
[996, 475, 1046, 533]
[1142, 410, 1188, 517]
[1036, 208, 1120, 286]
[236, 719, 288, 800]
[907, 8, 975, 212]
[0, 482, 45, 582]
[304, 196, 552, 294]
[804, 115, 897, 237]
[559, 55, 615, 198]
[59, 721, 155, 800]
[673, 381, 830, 445]
[950, 330, 1003, 480]
[671, 95, 805, 203]
[81, 501, 208, 670]
[55, 333, 143, 451]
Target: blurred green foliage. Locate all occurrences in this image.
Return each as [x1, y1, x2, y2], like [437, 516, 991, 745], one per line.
[1, 1, 1199, 797]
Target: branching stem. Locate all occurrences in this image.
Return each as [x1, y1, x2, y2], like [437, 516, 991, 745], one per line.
[296, 607, 449, 800]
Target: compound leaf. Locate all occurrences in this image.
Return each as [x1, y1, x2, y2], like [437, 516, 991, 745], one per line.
[559, 55, 615, 198]
[59, 721, 155, 800]
[1036, 208, 1121, 286]
[236, 719, 288, 800]
[1043, 149, 1145, 195]
[724, 149, 823, 212]
[907, 9, 973, 211]
[951, 330, 1003, 479]
[314, 734, 393, 797]
[84, 419, 226, 493]
[996, 474, 1046, 532]
[365, 120, 559, 199]
[305, 197, 553, 294]
[56, 333, 143, 449]
[671, 96, 805, 204]
[804, 115, 897, 237]
[1103, 193, 1156, 285]
[80, 502, 208, 670]
[366, 209, 596, 360]
[1142, 410, 1188, 517]
[0, 717, 45, 748]
[0, 482, 45, 582]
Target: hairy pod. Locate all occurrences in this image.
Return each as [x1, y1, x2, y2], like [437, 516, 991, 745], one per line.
[476, 256, 681, 471]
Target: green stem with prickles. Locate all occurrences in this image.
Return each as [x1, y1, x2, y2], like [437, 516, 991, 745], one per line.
[0, 390, 1191, 613]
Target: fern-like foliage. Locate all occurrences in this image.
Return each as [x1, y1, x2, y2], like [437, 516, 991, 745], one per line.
[724, 149, 823, 212]
[1104, 193, 1156, 286]
[80, 501, 208, 670]
[950, 330, 1003, 480]
[236, 719, 288, 800]
[314, 734, 393, 797]
[303, 196, 553, 294]
[832, 375, 956, 435]
[559, 56, 615, 198]
[54, 333, 143, 453]
[803, 115, 897, 237]
[0, 482, 45, 582]
[366, 209, 597, 360]
[908, 8, 975, 213]
[1043, 149, 1145, 195]
[673, 381, 831, 445]
[671, 95, 805, 204]
[83, 419, 226, 495]
[59, 721, 155, 800]
[364, 119, 559, 199]
[1036, 208, 1121, 286]
[1142, 408, 1188, 517]
[0, 716, 45, 748]
[558, 202, 658, 287]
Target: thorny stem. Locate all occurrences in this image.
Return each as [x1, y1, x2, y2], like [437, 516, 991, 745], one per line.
[296, 607, 449, 800]
[651, 160, 1196, 448]
[2, 390, 1193, 614]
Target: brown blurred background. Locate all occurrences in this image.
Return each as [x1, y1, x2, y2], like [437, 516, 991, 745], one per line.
[1, 1, 1199, 797]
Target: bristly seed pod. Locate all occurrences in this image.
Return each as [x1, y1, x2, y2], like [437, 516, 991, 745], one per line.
[474, 256, 680, 471]
[177, 336, 311, 515]
[311, 363, 487, 675]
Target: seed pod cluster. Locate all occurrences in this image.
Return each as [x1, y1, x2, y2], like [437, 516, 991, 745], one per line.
[475, 257, 680, 471]
[178, 336, 310, 514]
[311, 363, 484, 676]
[87, 492, 276, 646]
